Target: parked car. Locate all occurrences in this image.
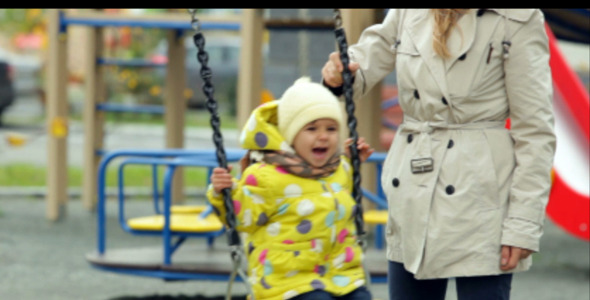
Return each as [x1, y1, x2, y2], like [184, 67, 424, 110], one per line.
[0, 47, 42, 125]
[0, 60, 15, 126]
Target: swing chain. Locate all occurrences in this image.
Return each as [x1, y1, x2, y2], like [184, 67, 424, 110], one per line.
[333, 9, 343, 29]
[188, 9, 201, 31]
[188, 6, 241, 257]
[332, 9, 367, 251]
[188, 8, 252, 299]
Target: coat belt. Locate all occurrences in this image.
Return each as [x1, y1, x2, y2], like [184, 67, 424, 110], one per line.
[398, 120, 505, 174]
[399, 120, 505, 134]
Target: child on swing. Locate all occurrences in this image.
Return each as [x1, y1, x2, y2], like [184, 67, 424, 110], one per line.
[207, 77, 374, 300]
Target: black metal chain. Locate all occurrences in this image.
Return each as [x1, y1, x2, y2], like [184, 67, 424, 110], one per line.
[188, 10, 240, 248]
[333, 9, 366, 250]
[188, 9, 253, 300]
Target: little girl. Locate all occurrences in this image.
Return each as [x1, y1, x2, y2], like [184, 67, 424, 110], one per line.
[207, 77, 374, 300]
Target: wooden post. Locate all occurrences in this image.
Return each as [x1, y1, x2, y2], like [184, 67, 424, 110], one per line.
[341, 9, 381, 194]
[82, 24, 105, 211]
[164, 30, 186, 203]
[237, 9, 264, 129]
[46, 9, 69, 221]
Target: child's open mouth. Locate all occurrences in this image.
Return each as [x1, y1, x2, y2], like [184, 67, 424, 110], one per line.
[312, 147, 328, 155]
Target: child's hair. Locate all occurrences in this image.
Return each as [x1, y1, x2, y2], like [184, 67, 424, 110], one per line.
[277, 77, 345, 145]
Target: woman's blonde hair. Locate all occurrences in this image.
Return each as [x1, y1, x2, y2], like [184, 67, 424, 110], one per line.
[431, 9, 470, 58]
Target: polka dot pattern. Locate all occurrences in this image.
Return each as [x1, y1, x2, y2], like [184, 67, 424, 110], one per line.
[333, 253, 345, 269]
[278, 203, 289, 215]
[311, 239, 323, 252]
[296, 220, 312, 234]
[297, 199, 315, 216]
[332, 275, 351, 287]
[345, 247, 354, 263]
[325, 211, 336, 227]
[267, 222, 281, 236]
[257, 213, 268, 226]
[209, 101, 366, 299]
[342, 159, 350, 169]
[284, 184, 302, 198]
[314, 265, 327, 277]
[258, 249, 268, 264]
[283, 290, 299, 299]
[263, 260, 273, 276]
[247, 114, 257, 131]
[255, 132, 268, 148]
[233, 200, 241, 215]
[311, 279, 326, 289]
[245, 174, 258, 186]
[260, 277, 271, 289]
[337, 229, 349, 243]
[337, 202, 346, 220]
[243, 209, 252, 226]
[331, 182, 343, 193]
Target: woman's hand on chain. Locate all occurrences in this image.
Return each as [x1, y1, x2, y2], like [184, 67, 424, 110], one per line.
[322, 52, 360, 88]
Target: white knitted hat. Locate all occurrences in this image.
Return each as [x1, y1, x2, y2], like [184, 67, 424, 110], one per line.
[278, 77, 345, 145]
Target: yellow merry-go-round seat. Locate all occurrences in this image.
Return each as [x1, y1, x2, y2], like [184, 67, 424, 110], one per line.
[363, 210, 388, 225]
[127, 213, 223, 233]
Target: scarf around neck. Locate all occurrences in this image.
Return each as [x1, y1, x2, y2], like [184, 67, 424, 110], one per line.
[253, 150, 341, 179]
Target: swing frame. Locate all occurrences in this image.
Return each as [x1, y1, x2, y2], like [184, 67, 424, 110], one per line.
[188, 8, 368, 300]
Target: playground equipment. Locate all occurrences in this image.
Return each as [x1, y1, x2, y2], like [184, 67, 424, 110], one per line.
[45, 9, 243, 221]
[45, 9, 384, 222]
[39, 8, 583, 296]
[544, 23, 589, 241]
[76, 9, 389, 299]
[85, 147, 390, 284]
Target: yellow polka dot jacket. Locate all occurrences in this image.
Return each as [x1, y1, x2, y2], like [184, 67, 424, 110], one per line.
[207, 101, 367, 300]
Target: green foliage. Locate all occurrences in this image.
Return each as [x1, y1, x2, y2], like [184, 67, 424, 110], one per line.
[0, 9, 45, 36]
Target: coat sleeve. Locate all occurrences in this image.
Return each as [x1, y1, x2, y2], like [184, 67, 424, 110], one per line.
[206, 164, 277, 234]
[502, 9, 556, 252]
[347, 9, 401, 99]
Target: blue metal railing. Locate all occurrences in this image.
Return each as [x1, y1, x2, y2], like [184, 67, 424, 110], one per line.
[94, 148, 388, 279]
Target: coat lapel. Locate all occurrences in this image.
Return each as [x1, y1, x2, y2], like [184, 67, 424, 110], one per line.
[445, 9, 476, 70]
[405, 10, 449, 99]
[404, 10, 481, 99]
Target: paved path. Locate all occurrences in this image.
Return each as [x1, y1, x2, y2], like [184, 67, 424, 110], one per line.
[1, 95, 588, 299]
[0, 197, 588, 300]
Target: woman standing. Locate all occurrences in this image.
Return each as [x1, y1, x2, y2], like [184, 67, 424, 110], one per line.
[322, 9, 556, 300]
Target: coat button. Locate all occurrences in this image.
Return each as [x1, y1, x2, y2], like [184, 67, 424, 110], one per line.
[442, 97, 448, 105]
[392, 178, 400, 187]
[445, 185, 455, 195]
[407, 134, 413, 143]
[458, 53, 467, 60]
[414, 90, 420, 99]
[447, 139, 454, 149]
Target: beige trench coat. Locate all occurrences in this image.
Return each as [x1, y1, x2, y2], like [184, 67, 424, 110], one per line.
[348, 9, 556, 279]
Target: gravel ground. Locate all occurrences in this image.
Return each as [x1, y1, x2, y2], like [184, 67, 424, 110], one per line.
[0, 196, 588, 300]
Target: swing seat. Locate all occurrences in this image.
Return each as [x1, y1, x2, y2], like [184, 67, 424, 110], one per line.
[363, 210, 388, 225]
[170, 204, 208, 214]
[127, 213, 223, 233]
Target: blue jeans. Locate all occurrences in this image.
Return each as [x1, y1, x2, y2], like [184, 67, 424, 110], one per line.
[290, 286, 372, 300]
[388, 261, 513, 300]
